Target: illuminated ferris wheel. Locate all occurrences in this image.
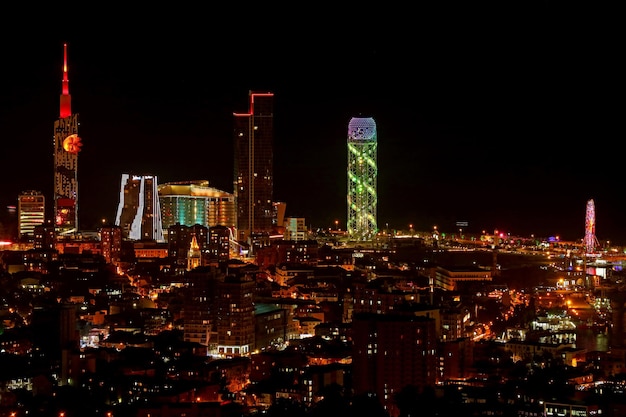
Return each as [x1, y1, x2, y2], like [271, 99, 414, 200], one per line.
[584, 199, 599, 253]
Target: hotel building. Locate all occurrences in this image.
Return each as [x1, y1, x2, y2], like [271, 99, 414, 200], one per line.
[158, 180, 235, 232]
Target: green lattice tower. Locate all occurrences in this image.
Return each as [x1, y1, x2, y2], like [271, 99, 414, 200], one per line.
[347, 117, 378, 241]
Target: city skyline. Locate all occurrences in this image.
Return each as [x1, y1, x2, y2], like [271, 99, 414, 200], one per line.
[1, 10, 622, 244]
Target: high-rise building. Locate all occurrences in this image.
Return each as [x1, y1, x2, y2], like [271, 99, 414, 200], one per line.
[18, 190, 45, 241]
[233, 91, 275, 244]
[182, 266, 223, 355]
[347, 117, 378, 241]
[216, 271, 256, 356]
[158, 180, 236, 234]
[115, 174, 164, 241]
[53, 43, 82, 235]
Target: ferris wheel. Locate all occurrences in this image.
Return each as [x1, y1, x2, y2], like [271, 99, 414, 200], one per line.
[584, 199, 599, 253]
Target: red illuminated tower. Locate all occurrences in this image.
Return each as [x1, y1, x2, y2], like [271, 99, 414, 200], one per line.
[53, 43, 82, 235]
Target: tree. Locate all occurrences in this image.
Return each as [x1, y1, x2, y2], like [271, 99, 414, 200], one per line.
[350, 392, 389, 417]
[266, 397, 307, 417]
[309, 383, 350, 417]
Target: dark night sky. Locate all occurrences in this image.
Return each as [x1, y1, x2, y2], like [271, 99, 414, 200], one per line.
[1, 6, 623, 243]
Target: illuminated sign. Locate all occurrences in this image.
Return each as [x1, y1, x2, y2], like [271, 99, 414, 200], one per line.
[62, 134, 83, 154]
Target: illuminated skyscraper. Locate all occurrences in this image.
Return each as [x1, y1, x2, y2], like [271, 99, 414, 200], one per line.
[233, 91, 275, 244]
[53, 43, 82, 235]
[115, 174, 164, 242]
[347, 117, 378, 241]
[18, 190, 45, 241]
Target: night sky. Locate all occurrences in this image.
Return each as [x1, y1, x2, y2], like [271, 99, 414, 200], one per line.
[1, 6, 622, 243]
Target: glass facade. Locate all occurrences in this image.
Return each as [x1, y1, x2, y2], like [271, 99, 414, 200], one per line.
[233, 92, 275, 243]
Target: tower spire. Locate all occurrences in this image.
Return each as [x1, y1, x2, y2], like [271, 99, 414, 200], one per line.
[59, 43, 72, 118]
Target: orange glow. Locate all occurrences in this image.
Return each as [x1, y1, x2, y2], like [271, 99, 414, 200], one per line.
[63, 134, 82, 154]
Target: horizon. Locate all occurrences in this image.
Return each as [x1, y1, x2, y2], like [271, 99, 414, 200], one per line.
[1, 11, 623, 245]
